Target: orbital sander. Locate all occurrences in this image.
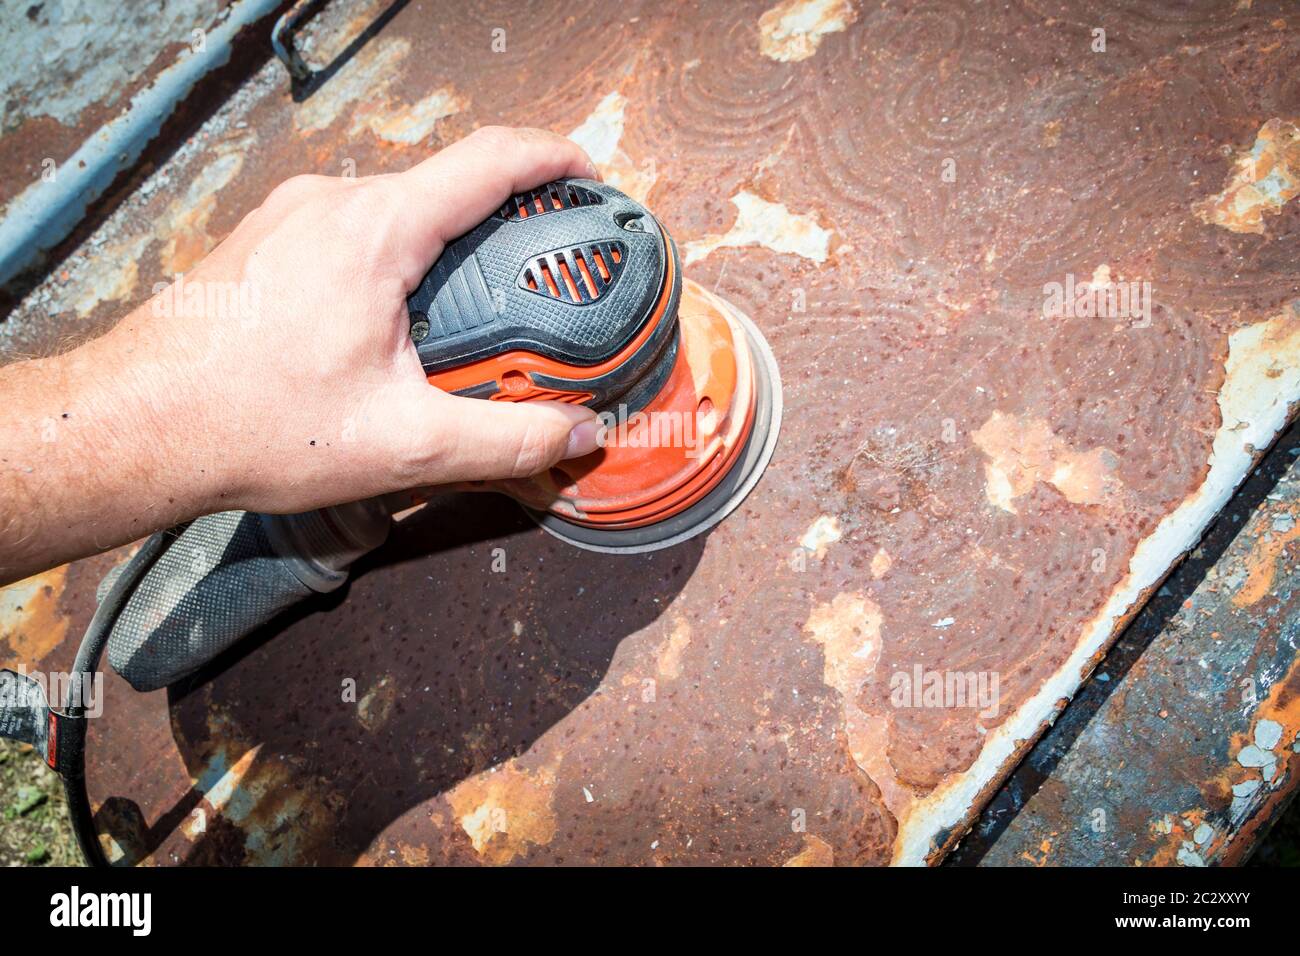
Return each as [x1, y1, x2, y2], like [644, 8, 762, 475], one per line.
[408, 178, 782, 553]
[12, 181, 781, 865]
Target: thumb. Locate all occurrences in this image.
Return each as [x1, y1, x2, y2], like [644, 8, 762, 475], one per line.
[409, 391, 603, 484]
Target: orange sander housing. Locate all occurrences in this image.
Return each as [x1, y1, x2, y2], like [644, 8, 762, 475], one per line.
[407, 179, 782, 553]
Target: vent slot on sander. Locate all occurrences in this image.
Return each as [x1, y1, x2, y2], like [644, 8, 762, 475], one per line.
[499, 182, 603, 221]
[520, 241, 625, 304]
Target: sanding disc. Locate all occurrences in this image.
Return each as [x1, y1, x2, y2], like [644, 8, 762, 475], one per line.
[526, 298, 782, 554]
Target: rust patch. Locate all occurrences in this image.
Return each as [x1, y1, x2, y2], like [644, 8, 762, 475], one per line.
[1196, 118, 1300, 235]
[445, 760, 559, 865]
[6, 0, 1300, 868]
[0, 566, 69, 666]
[1233, 512, 1300, 607]
[357, 675, 398, 731]
[783, 833, 835, 866]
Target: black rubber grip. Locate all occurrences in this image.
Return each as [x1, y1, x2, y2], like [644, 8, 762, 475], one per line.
[407, 179, 680, 409]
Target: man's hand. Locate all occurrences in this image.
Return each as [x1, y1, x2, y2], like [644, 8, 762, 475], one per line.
[0, 127, 603, 585]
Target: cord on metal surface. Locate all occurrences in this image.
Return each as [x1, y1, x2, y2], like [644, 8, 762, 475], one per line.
[61, 526, 187, 868]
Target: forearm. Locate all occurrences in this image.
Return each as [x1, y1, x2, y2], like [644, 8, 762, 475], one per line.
[0, 306, 225, 585]
[0, 128, 600, 587]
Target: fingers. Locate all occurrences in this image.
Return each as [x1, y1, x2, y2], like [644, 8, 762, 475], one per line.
[382, 127, 597, 282]
[405, 392, 602, 485]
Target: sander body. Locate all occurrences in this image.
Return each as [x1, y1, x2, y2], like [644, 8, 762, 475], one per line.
[407, 179, 782, 553]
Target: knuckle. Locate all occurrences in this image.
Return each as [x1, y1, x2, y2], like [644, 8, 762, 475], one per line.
[262, 174, 334, 215]
[467, 125, 517, 152]
[510, 422, 554, 478]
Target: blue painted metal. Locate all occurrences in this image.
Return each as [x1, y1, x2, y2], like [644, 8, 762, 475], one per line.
[0, 0, 283, 288]
[956, 427, 1300, 867]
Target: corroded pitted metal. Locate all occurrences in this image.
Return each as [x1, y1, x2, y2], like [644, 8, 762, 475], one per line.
[0, 0, 283, 288]
[1, 0, 1299, 866]
[966, 425, 1300, 867]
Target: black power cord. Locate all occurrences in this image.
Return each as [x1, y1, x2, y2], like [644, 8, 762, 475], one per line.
[60, 525, 187, 867]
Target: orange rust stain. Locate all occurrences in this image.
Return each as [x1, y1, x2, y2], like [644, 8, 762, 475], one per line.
[655, 620, 692, 680]
[0, 566, 70, 667]
[160, 199, 222, 274]
[783, 833, 835, 866]
[1196, 118, 1300, 235]
[445, 761, 559, 865]
[1018, 835, 1057, 867]
[1233, 516, 1300, 607]
[397, 842, 431, 866]
[973, 411, 1121, 513]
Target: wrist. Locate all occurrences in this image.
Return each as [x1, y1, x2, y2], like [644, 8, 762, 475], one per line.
[77, 304, 236, 522]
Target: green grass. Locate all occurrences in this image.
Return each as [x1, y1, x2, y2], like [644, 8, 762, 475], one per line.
[0, 738, 81, 867]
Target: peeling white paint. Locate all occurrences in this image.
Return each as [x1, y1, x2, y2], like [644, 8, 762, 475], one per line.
[758, 0, 858, 63]
[569, 92, 627, 167]
[1196, 119, 1300, 235]
[568, 91, 656, 204]
[366, 87, 466, 144]
[72, 136, 251, 317]
[1254, 718, 1283, 751]
[1176, 843, 1206, 867]
[683, 191, 831, 266]
[799, 514, 842, 558]
[296, 36, 412, 133]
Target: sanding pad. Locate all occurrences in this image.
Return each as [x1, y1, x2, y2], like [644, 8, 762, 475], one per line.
[527, 290, 782, 554]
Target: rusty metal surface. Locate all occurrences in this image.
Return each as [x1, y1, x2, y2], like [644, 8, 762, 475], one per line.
[0, 1, 291, 288]
[2, 0, 1300, 865]
[0, 0, 223, 215]
[955, 423, 1300, 866]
